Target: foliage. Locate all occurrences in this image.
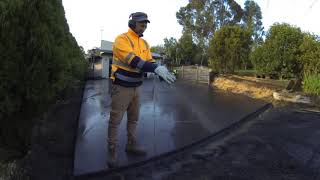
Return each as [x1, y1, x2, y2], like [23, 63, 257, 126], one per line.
[250, 44, 267, 73]
[176, 0, 215, 43]
[303, 74, 320, 95]
[242, 0, 264, 44]
[176, 32, 199, 65]
[250, 23, 304, 78]
[176, 0, 243, 66]
[298, 33, 320, 76]
[208, 25, 251, 73]
[214, 0, 243, 28]
[163, 37, 178, 65]
[176, 0, 243, 36]
[150, 45, 165, 55]
[0, 0, 88, 151]
[299, 34, 320, 95]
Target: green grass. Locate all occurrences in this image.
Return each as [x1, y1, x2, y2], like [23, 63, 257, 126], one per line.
[303, 74, 320, 95]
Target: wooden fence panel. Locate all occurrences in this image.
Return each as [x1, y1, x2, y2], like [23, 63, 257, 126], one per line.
[176, 65, 211, 84]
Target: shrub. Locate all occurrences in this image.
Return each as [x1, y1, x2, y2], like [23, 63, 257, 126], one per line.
[299, 33, 320, 76]
[208, 25, 251, 73]
[0, 0, 88, 152]
[251, 23, 304, 78]
[303, 74, 320, 95]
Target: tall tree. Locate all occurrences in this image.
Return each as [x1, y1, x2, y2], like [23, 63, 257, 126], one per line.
[242, 0, 264, 44]
[176, 0, 243, 66]
[163, 37, 178, 65]
[177, 32, 198, 65]
[214, 0, 243, 28]
[208, 25, 251, 73]
[0, 0, 87, 152]
[176, 0, 215, 44]
[177, 0, 243, 43]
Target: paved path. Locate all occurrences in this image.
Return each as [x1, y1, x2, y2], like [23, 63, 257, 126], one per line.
[74, 78, 266, 176]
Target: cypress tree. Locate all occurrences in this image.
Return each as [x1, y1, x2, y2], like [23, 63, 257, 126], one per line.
[0, 0, 87, 153]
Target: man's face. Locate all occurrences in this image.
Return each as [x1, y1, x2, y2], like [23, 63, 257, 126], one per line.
[134, 21, 148, 36]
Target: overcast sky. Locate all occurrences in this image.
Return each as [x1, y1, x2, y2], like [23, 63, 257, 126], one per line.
[62, 0, 320, 51]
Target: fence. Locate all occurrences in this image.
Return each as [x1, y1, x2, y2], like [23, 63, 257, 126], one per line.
[176, 65, 212, 84]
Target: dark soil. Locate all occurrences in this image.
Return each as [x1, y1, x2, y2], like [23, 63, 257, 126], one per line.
[25, 83, 85, 180]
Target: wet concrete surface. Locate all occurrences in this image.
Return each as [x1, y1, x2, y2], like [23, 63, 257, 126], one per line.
[108, 106, 320, 180]
[74, 78, 266, 176]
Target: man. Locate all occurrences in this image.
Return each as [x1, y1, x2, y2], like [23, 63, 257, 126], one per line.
[107, 12, 176, 167]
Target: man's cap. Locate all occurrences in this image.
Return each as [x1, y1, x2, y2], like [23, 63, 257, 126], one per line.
[129, 12, 150, 23]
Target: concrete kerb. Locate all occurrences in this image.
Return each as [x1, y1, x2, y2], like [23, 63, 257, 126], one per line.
[71, 80, 91, 177]
[75, 103, 273, 180]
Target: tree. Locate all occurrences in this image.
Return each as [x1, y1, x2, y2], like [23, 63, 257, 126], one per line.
[176, 0, 216, 42]
[242, 0, 264, 44]
[163, 37, 178, 65]
[150, 45, 165, 55]
[0, 0, 87, 152]
[250, 44, 267, 73]
[176, 0, 214, 65]
[176, 32, 198, 65]
[214, 0, 243, 28]
[176, 0, 243, 66]
[79, 46, 86, 57]
[298, 33, 320, 95]
[298, 33, 320, 76]
[251, 23, 304, 78]
[177, 0, 243, 39]
[208, 25, 251, 73]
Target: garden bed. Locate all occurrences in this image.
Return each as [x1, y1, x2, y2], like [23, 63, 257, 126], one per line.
[211, 75, 320, 107]
[211, 75, 287, 100]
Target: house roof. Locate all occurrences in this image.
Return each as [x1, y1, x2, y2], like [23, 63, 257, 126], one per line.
[101, 40, 113, 51]
[100, 40, 113, 55]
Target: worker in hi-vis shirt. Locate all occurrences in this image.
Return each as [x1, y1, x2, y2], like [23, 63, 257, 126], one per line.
[107, 12, 176, 168]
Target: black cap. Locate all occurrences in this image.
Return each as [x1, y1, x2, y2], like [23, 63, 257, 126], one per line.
[129, 12, 150, 23]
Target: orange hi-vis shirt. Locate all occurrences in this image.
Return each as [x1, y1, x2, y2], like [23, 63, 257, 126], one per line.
[111, 28, 157, 87]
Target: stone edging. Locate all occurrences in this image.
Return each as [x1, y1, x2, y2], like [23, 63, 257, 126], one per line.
[273, 90, 319, 105]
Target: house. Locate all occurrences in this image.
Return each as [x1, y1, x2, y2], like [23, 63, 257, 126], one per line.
[100, 40, 113, 78]
[99, 40, 164, 79]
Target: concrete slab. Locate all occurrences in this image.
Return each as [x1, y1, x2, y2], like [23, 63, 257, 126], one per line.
[74, 78, 266, 176]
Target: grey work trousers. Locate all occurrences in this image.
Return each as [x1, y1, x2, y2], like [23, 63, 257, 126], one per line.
[107, 84, 140, 147]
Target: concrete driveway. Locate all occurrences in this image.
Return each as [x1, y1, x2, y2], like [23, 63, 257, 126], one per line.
[74, 78, 267, 176]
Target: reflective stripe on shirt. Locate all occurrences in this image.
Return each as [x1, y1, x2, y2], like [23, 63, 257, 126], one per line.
[114, 73, 143, 82]
[112, 59, 141, 73]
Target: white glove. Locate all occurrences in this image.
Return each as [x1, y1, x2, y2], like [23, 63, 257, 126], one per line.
[154, 66, 176, 84]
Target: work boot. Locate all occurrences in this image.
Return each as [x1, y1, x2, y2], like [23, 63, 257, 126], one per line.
[107, 144, 118, 168]
[125, 141, 147, 156]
